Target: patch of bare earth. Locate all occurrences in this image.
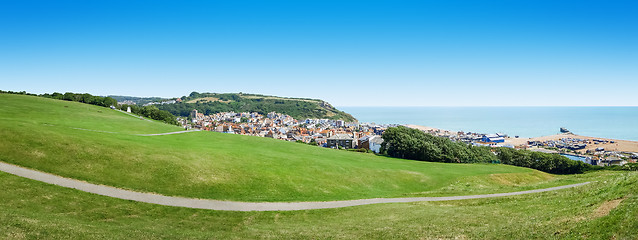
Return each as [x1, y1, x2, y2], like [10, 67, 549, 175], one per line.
[593, 198, 625, 218]
[558, 197, 626, 224]
[488, 172, 553, 186]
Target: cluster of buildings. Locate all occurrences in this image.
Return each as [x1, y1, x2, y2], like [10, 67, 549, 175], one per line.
[117, 98, 181, 106]
[414, 128, 510, 146]
[588, 151, 636, 166]
[142, 100, 177, 106]
[528, 137, 590, 150]
[523, 137, 636, 166]
[185, 110, 386, 153]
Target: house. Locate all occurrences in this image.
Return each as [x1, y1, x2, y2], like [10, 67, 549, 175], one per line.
[314, 137, 327, 146]
[358, 135, 384, 153]
[327, 134, 356, 149]
[319, 130, 332, 138]
[482, 134, 505, 143]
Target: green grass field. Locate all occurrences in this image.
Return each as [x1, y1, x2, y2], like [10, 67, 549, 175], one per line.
[0, 94, 578, 202]
[1, 93, 636, 239]
[1, 170, 635, 239]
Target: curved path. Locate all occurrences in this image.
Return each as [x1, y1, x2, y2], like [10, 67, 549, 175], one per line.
[64, 126, 200, 136]
[136, 129, 201, 136]
[0, 161, 590, 212]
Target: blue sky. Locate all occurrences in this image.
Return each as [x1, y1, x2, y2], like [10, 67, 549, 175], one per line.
[1, 0, 636, 106]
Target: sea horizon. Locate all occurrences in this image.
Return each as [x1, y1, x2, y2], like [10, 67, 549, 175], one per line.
[339, 106, 638, 142]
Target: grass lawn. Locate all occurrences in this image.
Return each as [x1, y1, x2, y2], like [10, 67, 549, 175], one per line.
[0, 94, 581, 202]
[1, 93, 636, 239]
[1, 170, 635, 239]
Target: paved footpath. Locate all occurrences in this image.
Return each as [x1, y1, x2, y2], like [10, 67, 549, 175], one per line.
[0, 161, 590, 212]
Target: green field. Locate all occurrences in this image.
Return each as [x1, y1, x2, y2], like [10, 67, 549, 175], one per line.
[0, 94, 578, 202]
[1, 169, 635, 239]
[1, 93, 636, 239]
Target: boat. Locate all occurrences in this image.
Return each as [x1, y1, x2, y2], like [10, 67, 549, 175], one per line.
[560, 127, 570, 133]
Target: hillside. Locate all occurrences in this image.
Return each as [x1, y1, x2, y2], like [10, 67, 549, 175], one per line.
[1, 93, 636, 238]
[0, 93, 571, 202]
[158, 92, 357, 121]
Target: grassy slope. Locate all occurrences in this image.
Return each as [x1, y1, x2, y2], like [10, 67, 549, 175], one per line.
[0, 94, 585, 201]
[0, 94, 576, 202]
[1, 171, 635, 239]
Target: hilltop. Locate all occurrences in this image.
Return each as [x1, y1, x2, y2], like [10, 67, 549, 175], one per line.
[157, 92, 357, 122]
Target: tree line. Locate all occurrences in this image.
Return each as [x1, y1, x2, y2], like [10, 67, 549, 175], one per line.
[1, 90, 179, 126]
[157, 92, 356, 121]
[381, 126, 595, 174]
[42, 92, 118, 108]
[117, 104, 179, 125]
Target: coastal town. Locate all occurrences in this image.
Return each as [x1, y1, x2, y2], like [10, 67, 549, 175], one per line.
[184, 109, 388, 153]
[181, 109, 638, 166]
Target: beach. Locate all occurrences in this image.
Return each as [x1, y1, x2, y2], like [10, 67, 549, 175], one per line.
[504, 133, 638, 153]
[405, 124, 638, 154]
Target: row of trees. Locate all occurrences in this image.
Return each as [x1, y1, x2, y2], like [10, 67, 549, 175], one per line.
[117, 104, 179, 125]
[42, 92, 118, 108]
[0, 90, 38, 96]
[44, 92, 179, 125]
[1, 90, 180, 126]
[381, 126, 592, 174]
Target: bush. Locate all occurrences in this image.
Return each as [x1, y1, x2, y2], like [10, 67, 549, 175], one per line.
[381, 126, 496, 163]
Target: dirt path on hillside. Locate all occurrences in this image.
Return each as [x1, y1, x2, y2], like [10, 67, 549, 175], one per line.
[114, 109, 155, 122]
[59, 125, 200, 136]
[136, 129, 201, 136]
[0, 161, 590, 212]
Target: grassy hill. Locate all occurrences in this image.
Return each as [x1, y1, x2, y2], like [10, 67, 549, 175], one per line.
[1, 93, 636, 238]
[0, 93, 580, 202]
[158, 92, 357, 121]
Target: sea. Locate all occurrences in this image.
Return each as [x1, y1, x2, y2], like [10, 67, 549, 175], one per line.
[339, 107, 638, 141]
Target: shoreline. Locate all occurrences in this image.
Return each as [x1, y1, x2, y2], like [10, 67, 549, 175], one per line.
[504, 133, 638, 153]
[404, 124, 638, 153]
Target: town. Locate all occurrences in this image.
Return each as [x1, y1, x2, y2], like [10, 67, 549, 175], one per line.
[183, 109, 638, 166]
[184, 109, 388, 153]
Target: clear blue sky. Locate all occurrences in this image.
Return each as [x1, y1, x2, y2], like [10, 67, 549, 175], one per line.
[1, 0, 636, 106]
